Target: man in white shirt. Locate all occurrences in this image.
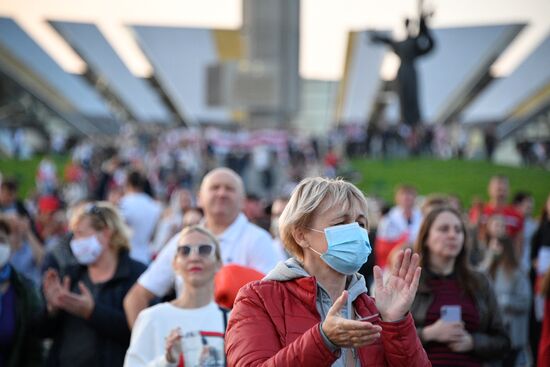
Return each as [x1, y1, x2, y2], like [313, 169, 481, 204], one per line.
[119, 170, 162, 264]
[374, 185, 422, 270]
[123, 167, 281, 327]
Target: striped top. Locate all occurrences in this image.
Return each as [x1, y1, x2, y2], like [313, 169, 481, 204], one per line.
[424, 276, 482, 366]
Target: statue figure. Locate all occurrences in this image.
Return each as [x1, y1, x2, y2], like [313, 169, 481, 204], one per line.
[371, 11, 435, 126]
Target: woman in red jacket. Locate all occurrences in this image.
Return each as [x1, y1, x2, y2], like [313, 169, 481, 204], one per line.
[225, 177, 429, 366]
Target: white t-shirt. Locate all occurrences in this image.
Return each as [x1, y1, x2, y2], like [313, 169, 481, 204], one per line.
[376, 206, 422, 245]
[120, 192, 162, 264]
[138, 213, 282, 297]
[124, 302, 227, 367]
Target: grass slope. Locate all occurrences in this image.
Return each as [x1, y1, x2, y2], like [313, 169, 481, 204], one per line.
[351, 158, 550, 213]
[0, 155, 70, 198]
[1, 155, 549, 213]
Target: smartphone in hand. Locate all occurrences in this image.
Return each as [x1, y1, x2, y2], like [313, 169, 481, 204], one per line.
[440, 305, 461, 322]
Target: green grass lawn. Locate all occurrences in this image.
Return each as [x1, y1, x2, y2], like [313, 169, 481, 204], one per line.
[351, 158, 550, 213]
[1, 155, 549, 214]
[0, 155, 70, 198]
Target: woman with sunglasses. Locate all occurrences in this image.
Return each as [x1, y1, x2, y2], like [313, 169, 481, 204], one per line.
[39, 202, 146, 367]
[124, 225, 227, 367]
[226, 177, 429, 366]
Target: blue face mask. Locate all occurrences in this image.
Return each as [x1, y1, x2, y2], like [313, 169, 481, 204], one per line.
[309, 222, 371, 275]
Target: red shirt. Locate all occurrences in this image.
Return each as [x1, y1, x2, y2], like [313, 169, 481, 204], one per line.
[469, 204, 523, 238]
[539, 298, 550, 366]
[323, 152, 339, 168]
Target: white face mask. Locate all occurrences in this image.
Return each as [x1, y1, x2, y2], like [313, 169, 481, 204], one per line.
[0, 244, 10, 267]
[70, 235, 103, 265]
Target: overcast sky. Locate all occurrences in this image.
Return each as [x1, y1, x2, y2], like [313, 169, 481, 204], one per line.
[1, 0, 548, 80]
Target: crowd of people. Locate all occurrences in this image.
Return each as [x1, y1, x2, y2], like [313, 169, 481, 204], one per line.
[1, 132, 550, 366]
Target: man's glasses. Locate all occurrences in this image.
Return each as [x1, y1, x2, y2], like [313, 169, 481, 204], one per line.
[177, 243, 216, 258]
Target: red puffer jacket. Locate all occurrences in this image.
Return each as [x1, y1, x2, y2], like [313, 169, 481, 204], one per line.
[226, 276, 430, 367]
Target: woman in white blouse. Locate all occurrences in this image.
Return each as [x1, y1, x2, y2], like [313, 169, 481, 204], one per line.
[124, 225, 227, 367]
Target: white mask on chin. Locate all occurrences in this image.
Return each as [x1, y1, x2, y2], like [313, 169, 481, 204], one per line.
[70, 235, 103, 265]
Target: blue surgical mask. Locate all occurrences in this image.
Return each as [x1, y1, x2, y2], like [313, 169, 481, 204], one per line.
[308, 222, 371, 275]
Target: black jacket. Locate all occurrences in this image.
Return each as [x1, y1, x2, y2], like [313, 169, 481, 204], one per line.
[3, 268, 43, 367]
[38, 251, 145, 367]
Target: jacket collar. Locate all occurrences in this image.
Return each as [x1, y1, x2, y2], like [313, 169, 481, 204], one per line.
[215, 213, 248, 243]
[68, 250, 132, 284]
[417, 267, 457, 293]
[266, 258, 371, 316]
[284, 277, 376, 319]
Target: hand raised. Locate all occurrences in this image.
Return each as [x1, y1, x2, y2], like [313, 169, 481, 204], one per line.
[373, 248, 421, 321]
[321, 291, 382, 349]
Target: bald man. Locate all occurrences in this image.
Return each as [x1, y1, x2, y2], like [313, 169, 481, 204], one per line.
[123, 168, 281, 327]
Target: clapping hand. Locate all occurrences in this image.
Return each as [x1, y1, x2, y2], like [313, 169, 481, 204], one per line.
[58, 279, 95, 319]
[42, 268, 95, 319]
[43, 268, 64, 313]
[321, 291, 382, 349]
[373, 248, 421, 322]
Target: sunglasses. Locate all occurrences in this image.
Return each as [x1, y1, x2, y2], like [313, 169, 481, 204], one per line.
[84, 203, 107, 223]
[85, 203, 102, 215]
[177, 243, 216, 258]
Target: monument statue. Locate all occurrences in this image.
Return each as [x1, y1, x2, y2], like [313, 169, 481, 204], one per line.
[370, 10, 435, 126]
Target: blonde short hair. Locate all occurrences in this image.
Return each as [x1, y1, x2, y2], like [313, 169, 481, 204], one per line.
[278, 177, 369, 260]
[70, 201, 131, 253]
[177, 225, 222, 262]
